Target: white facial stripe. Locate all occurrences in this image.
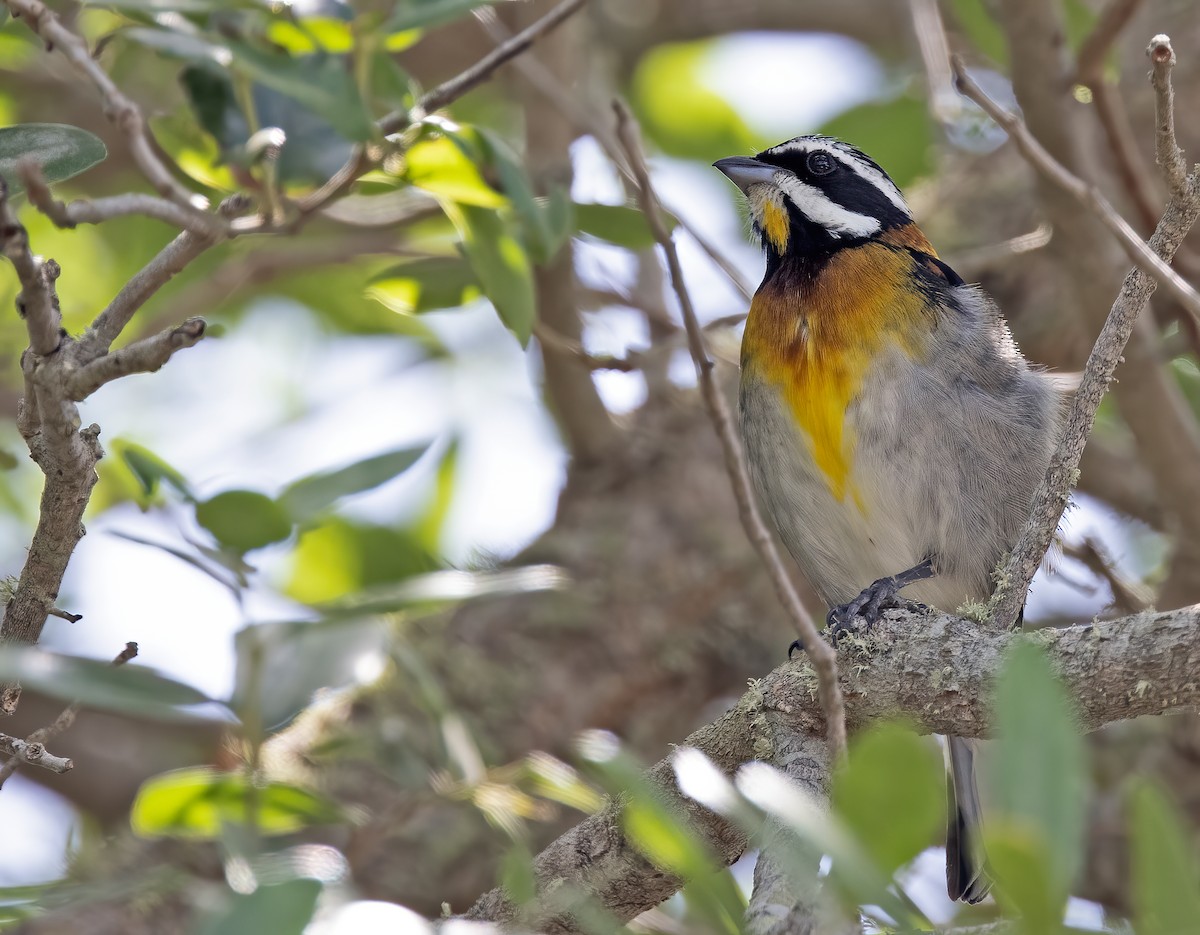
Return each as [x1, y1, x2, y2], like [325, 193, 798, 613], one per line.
[766, 138, 910, 216]
[772, 173, 881, 238]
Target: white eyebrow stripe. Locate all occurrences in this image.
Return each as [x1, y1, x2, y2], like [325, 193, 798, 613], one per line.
[772, 173, 881, 238]
[766, 138, 910, 216]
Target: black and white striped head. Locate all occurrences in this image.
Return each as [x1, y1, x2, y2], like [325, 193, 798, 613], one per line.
[714, 136, 912, 258]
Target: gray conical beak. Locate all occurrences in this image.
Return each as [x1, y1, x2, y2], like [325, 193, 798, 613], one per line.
[713, 156, 778, 192]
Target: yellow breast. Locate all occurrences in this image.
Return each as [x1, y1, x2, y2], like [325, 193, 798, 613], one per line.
[741, 233, 940, 503]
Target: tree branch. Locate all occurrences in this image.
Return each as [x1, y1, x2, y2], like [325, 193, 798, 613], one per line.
[68, 319, 206, 399]
[1148, 34, 1188, 197]
[952, 59, 1200, 630]
[467, 603, 1200, 929]
[612, 101, 846, 764]
[2, 0, 214, 228]
[0, 179, 61, 357]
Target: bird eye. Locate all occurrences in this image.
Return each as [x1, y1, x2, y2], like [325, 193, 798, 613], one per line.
[806, 152, 836, 176]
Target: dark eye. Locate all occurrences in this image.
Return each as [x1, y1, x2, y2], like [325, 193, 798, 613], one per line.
[806, 152, 836, 176]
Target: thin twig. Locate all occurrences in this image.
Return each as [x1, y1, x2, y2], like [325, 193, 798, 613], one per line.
[0, 642, 137, 787]
[69, 318, 207, 398]
[954, 58, 1200, 327]
[2, 0, 212, 224]
[612, 100, 847, 765]
[951, 53, 1200, 630]
[21, 162, 222, 236]
[472, 7, 755, 303]
[293, 0, 590, 223]
[1063, 537, 1150, 615]
[1148, 34, 1188, 197]
[908, 0, 960, 122]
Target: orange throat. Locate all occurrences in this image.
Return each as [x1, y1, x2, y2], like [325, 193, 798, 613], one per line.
[741, 226, 941, 503]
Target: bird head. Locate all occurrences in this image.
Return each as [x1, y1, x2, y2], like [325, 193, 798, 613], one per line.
[714, 137, 913, 261]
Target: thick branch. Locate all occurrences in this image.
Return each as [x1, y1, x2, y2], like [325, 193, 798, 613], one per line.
[467, 603, 1200, 929]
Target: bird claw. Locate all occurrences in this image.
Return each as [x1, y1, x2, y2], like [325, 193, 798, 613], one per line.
[787, 638, 804, 659]
[825, 575, 924, 644]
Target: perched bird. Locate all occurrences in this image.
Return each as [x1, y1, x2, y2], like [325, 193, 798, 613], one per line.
[714, 137, 1063, 904]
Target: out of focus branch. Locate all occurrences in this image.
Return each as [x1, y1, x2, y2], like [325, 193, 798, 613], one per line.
[467, 603, 1200, 930]
[953, 55, 1200, 630]
[612, 101, 846, 764]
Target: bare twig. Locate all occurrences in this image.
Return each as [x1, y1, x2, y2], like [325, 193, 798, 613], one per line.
[1148, 34, 1188, 197]
[908, 0, 959, 122]
[81, 232, 213, 359]
[952, 57, 1200, 629]
[21, 162, 222, 236]
[612, 100, 846, 764]
[1063, 537, 1150, 615]
[69, 318, 206, 398]
[0, 642, 137, 787]
[2, 0, 212, 226]
[954, 59, 1200, 326]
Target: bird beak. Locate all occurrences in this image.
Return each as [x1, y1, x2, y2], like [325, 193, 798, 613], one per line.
[713, 156, 777, 192]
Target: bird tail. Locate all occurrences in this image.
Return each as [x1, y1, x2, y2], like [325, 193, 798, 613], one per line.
[945, 735, 992, 904]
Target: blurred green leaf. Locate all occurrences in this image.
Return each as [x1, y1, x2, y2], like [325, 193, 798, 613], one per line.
[499, 843, 537, 906]
[196, 490, 292, 552]
[984, 825, 1063, 935]
[114, 440, 193, 505]
[441, 200, 536, 344]
[630, 40, 763, 163]
[574, 202, 674, 250]
[233, 614, 388, 730]
[1062, 0, 1097, 55]
[990, 639, 1086, 898]
[949, 0, 1009, 67]
[386, 0, 499, 32]
[832, 723, 942, 877]
[197, 879, 321, 935]
[820, 94, 933, 191]
[0, 124, 107, 196]
[316, 565, 567, 617]
[366, 257, 481, 314]
[132, 768, 341, 839]
[285, 519, 441, 605]
[413, 439, 459, 550]
[280, 443, 431, 524]
[1130, 780, 1200, 935]
[224, 42, 375, 143]
[0, 648, 211, 721]
[405, 134, 507, 207]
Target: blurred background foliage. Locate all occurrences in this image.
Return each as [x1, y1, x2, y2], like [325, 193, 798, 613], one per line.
[0, 0, 1199, 932]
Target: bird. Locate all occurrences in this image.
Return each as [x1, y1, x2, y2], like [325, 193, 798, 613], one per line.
[714, 136, 1064, 904]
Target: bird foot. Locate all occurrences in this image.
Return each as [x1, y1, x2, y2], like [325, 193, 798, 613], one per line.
[826, 576, 928, 644]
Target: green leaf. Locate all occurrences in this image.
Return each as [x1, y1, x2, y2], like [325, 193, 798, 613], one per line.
[499, 843, 537, 906]
[197, 879, 321, 935]
[404, 135, 507, 207]
[630, 40, 764, 163]
[0, 124, 107, 196]
[441, 201, 535, 344]
[983, 825, 1063, 935]
[196, 490, 292, 552]
[820, 94, 934, 191]
[223, 42, 375, 143]
[574, 202, 674, 250]
[132, 767, 341, 839]
[366, 257, 481, 314]
[1130, 780, 1200, 935]
[831, 723, 942, 877]
[279, 443, 431, 524]
[990, 639, 1087, 901]
[0, 648, 211, 720]
[121, 27, 230, 64]
[114, 440, 193, 504]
